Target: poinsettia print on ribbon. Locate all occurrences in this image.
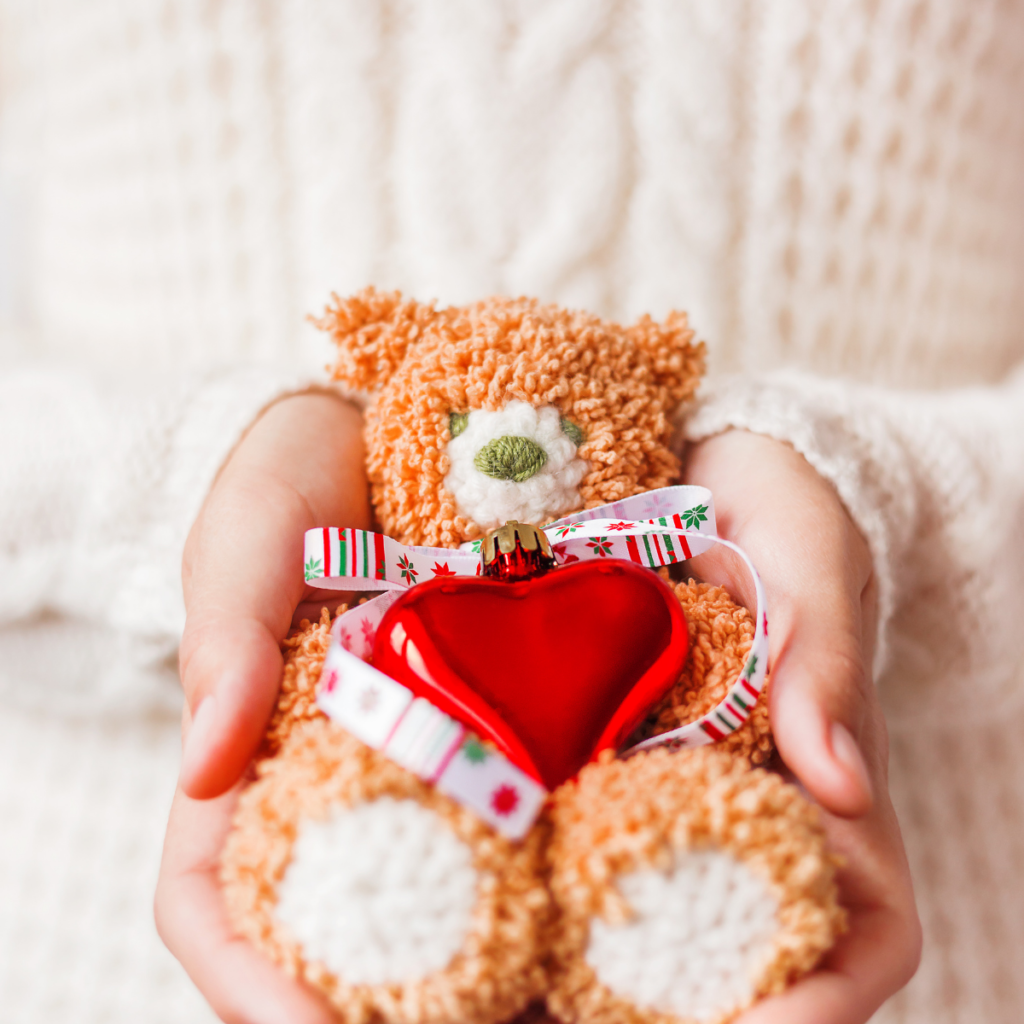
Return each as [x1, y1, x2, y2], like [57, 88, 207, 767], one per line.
[436, 737, 547, 839]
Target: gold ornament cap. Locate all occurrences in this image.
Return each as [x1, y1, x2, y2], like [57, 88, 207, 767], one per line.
[480, 521, 556, 580]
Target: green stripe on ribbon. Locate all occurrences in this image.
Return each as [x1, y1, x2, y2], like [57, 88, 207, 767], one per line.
[642, 534, 656, 567]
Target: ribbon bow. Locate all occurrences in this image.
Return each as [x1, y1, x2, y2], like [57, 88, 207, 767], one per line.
[304, 486, 768, 839]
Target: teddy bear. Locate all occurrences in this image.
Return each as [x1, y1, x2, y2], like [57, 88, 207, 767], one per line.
[221, 288, 845, 1024]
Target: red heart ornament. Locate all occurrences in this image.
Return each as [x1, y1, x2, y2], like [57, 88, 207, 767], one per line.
[372, 560, 690, 790]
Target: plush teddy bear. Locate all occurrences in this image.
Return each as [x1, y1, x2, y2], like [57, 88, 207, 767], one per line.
[221, 289, 845, 1024]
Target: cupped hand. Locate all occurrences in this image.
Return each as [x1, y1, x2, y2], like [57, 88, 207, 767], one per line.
[155, 392, 371, 1024]
[683, 430, 921, 1024]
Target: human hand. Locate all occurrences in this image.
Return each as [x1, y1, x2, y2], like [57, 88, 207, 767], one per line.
[156, 392, 371, 1023]
[683, 430, 921, 1024]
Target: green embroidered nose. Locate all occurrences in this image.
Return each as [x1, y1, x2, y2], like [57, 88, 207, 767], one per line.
[473, 436, 548, 482]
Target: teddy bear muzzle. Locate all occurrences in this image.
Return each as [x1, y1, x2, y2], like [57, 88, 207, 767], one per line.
[444, 400, 589, 530]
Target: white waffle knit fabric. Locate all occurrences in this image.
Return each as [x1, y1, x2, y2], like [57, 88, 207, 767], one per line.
[2, 2, 1024, 1023]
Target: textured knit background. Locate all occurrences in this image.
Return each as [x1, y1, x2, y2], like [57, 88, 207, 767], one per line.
[1, 2, 1023, 1022]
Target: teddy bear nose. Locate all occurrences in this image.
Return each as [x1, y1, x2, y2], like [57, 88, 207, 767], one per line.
[473, 436, 548, 482]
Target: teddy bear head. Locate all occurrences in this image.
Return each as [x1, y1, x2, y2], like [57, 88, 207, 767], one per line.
[316, 288, 704, 548]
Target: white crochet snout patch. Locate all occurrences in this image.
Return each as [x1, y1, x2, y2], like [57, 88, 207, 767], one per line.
[586, 850, 780, 1022]
[444, 400, 588, 529]
[274, 797, 479, 986]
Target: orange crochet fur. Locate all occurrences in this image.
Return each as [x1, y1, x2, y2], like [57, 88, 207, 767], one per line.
[221, 288, 845, 1024]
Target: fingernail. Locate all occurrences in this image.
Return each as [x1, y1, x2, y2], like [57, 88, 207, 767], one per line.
[831, 721, 873, 802]
[181, 695, 219, 783]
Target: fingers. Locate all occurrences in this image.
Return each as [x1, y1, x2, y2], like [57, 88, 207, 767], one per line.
[155, 784, 338, 1024]
[685, 540, 873, 816]
[735, 918, 919, 1024]
[178, 469, 313, 797]
[179, 393, 369, 798]
[178, 607, 290, 799]
[767, 610, 875, 818]
[755, 495, 879, 817]
[691, 504, 877, 817]
[684, 430, 878, 817]
[737, 811, 921, 1024]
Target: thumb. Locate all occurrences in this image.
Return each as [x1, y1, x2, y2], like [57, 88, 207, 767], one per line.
[178, 472, 309, 799]
[177, 393, 369, 800]
[768, 601, 876, 819]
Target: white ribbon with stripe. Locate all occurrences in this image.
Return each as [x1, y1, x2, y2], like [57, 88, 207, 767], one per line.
[304, 485, 719, 588]
[306, 485, 769, 837]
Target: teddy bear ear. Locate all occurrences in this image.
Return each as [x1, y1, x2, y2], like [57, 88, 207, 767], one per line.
[313, 287, 446, 391]
[626, 310, 706, 405]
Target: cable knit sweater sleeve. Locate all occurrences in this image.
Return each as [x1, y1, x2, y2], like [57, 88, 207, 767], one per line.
[0, 364, 311, 716]
[683, 370, 1024, 714]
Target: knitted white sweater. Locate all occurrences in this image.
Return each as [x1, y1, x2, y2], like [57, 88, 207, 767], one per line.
[1, 2, 1023, 1022]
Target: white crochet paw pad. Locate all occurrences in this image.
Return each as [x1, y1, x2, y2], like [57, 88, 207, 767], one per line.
[444, 400, 588, 529]
[274, 797, 480, 986]
[585, 849, 780, 1022]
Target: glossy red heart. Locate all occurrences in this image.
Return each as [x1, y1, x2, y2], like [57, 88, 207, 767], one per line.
[372, 560, 689, 790]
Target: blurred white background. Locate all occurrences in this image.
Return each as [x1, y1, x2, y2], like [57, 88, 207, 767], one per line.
[2, 2, 1024, 1022]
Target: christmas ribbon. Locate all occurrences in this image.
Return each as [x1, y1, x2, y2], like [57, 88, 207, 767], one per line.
[303, 485, 720, 588]
[305, 486, 769, 839]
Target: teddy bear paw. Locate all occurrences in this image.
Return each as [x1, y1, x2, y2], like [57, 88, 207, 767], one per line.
[274, 794, 480, 986]
[545, 747, 845, 1024]
[221, 719, 550, 1024]
[581, 846, 782, 1021]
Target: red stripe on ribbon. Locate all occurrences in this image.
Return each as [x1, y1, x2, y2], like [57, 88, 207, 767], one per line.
[374, 532, 386, 580]
[700, 720, 726, 741]
[725, 701, 746, 725]
[323, 527, 331, 577]
[626, 535, 642, 563]
[653, 534, 665, 563]
[668, 515, 693, 557]
[741, 678, 759, 700]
